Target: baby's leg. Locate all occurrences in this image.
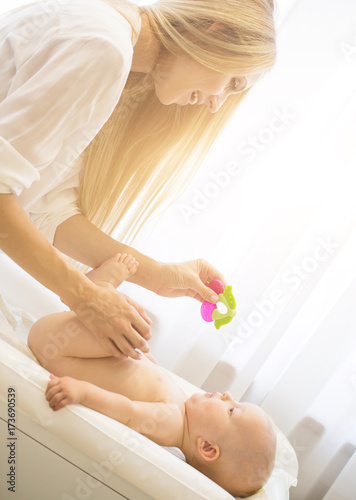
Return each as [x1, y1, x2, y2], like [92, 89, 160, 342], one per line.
[28, 311, 112, 373]
[85, 253, 138, 288]
[28, 311, 138, 390]
[28, 253, 138, 371]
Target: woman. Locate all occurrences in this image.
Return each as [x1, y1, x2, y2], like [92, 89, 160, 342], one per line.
[0, 0, 276, 360]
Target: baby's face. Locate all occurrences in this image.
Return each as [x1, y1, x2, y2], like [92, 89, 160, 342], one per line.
[185, 392, 276, 495]
[185, 392, 273, 452]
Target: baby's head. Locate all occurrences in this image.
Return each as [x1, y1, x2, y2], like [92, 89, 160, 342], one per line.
[183, 392, 276, 497]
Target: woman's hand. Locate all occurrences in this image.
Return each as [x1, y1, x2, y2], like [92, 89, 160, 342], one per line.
[154, 259, 227, 303]
[70, 282, 151, 360]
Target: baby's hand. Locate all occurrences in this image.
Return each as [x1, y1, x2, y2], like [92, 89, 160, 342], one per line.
[45, 374, 84, 411]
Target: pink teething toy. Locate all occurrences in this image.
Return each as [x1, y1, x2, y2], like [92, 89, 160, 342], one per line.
[200, 280, 237, 330]
[200, 280, 224, 322]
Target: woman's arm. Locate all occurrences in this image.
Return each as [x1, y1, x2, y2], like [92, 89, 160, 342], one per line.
[0, 194, 87, 306]
[0, 193, 151, 359]
[54, 214, 226, 303]
[46, 374, 183, 447]
[54, 213, 164, 293]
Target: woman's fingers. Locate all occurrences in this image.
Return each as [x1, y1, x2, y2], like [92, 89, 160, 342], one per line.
[124, 300, 152, 342]
[107, 306, 150, 357]
[74, 286, 151, 360]
[95, 324, 149, 360]
[194, 281, 220, 303]
[102, 335, 140, 361]
[126, 296, 153, 334]
[188, 259, 227, 303]
[205, 262, 227, 288]
[108, 321, 150, 360]
[91, 328, 139, 360]
[154, 259, 227, 303]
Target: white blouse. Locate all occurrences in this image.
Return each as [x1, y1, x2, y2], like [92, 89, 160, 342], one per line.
[0, 0, 141, 243]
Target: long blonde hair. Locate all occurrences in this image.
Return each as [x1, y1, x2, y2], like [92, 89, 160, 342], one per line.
[79, 0, 276, 244]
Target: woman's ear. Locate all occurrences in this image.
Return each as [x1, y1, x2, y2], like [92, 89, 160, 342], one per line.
[197, 437, 221, 462]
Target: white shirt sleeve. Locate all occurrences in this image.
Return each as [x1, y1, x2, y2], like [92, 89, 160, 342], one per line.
[0, 136, 39, 196]
[0, 5, 133, 242]
[0, 32, 128, 196]
[29, 177, 82, 244]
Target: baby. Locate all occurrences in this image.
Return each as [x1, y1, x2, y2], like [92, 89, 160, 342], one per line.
[28, 254, 276, 498]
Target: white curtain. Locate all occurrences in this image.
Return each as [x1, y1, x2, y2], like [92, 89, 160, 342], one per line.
[126, 0, 356, 498]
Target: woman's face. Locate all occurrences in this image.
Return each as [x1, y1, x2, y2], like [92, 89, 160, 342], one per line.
[152, 50, 260, 113]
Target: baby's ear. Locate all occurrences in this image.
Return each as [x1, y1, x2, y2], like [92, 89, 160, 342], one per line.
[197, 437, 220, 462]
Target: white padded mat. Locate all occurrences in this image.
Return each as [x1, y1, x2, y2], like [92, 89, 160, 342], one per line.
[0, 290, 298, 499]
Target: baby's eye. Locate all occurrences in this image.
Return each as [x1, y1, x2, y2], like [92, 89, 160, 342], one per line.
[228, 407, 235, 415]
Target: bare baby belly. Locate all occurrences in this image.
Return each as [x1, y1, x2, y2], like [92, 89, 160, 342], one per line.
[61, 354, 167, 403]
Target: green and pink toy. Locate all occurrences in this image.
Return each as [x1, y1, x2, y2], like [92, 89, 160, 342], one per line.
[200, 280, 236, 330]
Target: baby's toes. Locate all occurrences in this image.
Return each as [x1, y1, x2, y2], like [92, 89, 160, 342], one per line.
[121, 253, 133, 265]
[129, 259, 139, 272]
[115, 253, 126, 263]
[126, 256, 139, 274]
[122, 254, 137, 267]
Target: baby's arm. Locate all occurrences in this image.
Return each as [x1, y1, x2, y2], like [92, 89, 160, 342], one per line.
[45, 375, 183, 447]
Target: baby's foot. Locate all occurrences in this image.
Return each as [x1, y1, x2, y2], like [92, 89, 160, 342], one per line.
[86, 253, 138, 288]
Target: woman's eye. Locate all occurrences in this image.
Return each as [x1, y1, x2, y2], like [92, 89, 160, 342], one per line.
[227, 78, 240, 91]
[230, 78, 238, 89]
[228, 78, 246, 93]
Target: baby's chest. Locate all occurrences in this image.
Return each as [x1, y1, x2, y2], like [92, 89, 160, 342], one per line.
[110, 358, 179, 403]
